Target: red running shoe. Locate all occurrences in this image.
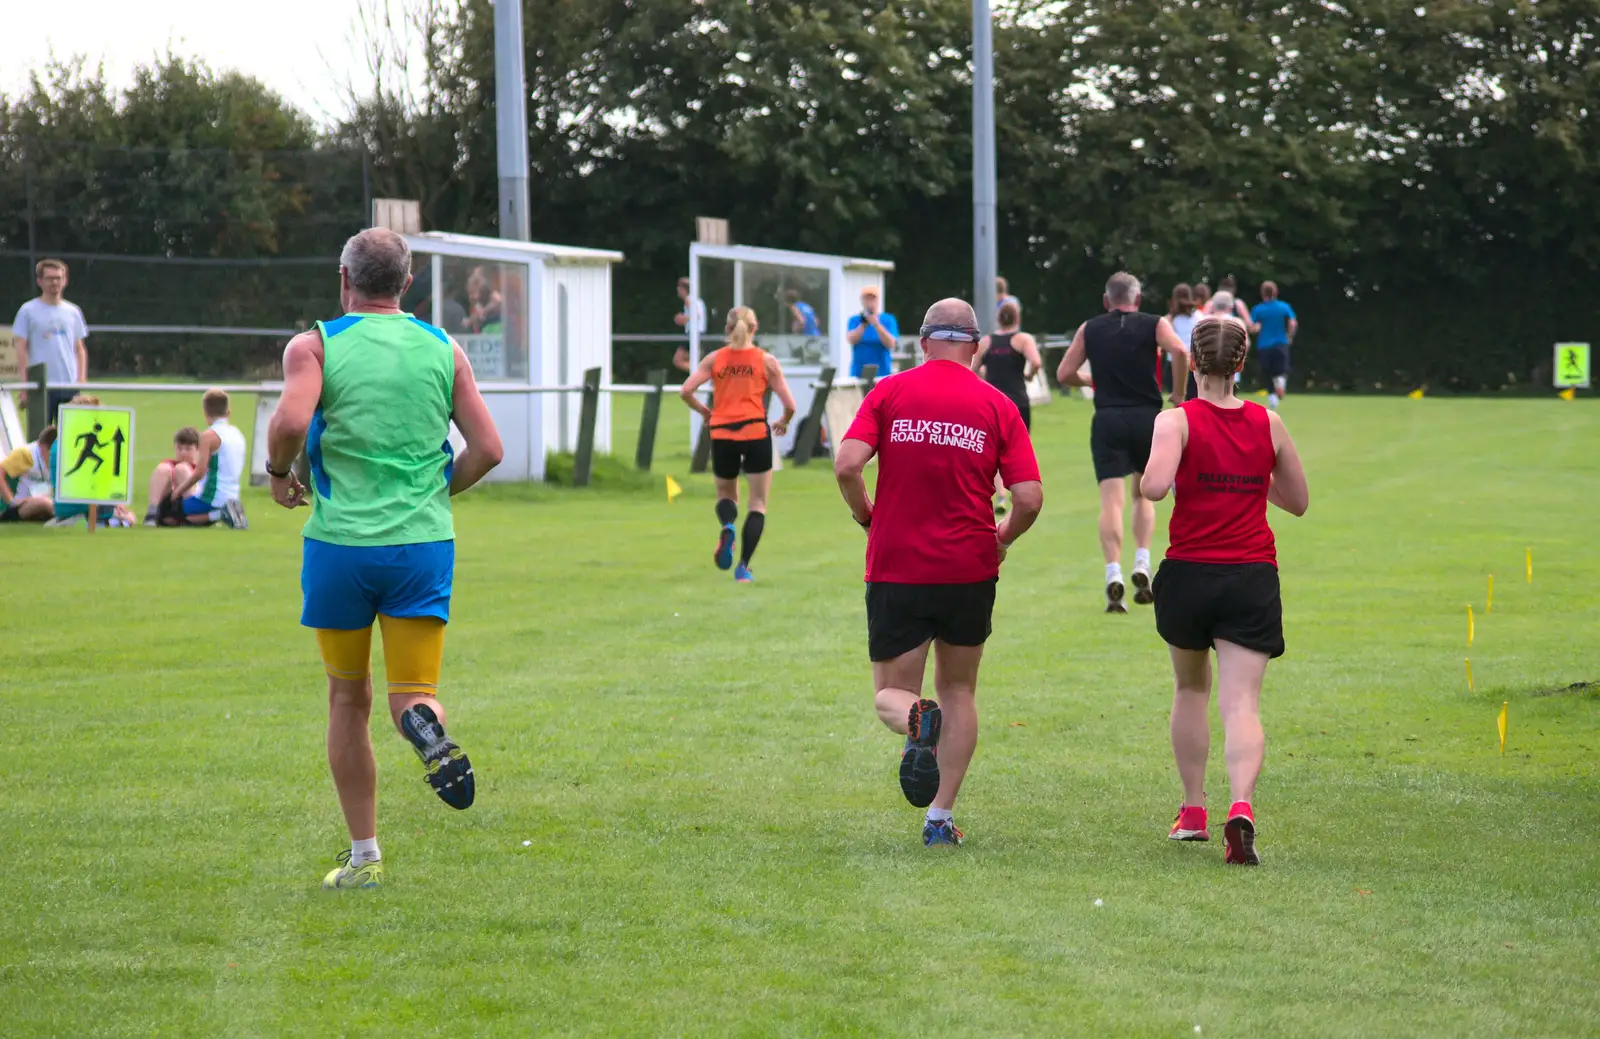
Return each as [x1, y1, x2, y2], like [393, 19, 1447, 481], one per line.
[1223, 801, 1260, 865]
[1168, 804, 1209, 841]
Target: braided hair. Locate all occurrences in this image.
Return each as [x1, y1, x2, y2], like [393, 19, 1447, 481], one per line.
[1190, 316, 1250, 382]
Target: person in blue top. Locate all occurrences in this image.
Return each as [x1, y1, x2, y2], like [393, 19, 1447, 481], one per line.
[846, 286, 899, 379]
[787, 289, 820, 336]
[1249, 281, 1298, 410]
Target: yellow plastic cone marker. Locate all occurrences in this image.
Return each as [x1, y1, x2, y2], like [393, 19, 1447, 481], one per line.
[1467, 605, 1474, 647]
[1559, 387, 1576, 401]
[1526, 548, 1532, 584]
[1498, 701, 1508, 754]
[1466, 658, 1474, 693]
[1407, 388, 1424, 399]
[666, 475, 683, 503]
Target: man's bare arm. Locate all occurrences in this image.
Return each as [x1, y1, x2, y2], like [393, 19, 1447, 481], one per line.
[448, 341, 503, 495]
[833, 438, 876, 528]
[1056, 326, 1089, 386]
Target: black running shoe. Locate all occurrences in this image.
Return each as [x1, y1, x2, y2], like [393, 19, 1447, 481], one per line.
[399, 704, 475, 809]
[899, 698, 942, 808]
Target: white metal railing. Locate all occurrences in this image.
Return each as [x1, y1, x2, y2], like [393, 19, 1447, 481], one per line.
[0, 380, 678, 396]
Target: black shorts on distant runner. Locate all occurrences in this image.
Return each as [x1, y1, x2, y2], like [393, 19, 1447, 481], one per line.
[1089, 405, 1159, 482]
[711, 436, 774, 479]
[1152, 559, 1284, 658]
[865, 580, 996, 662]
[1258, 345, 1290, 380]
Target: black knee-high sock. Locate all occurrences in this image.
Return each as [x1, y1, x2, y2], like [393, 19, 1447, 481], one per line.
[715, 498, 737, 526]
[739, 511, 765, 566]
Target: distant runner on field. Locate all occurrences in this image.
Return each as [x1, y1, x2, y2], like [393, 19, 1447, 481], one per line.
[266, 227, 504, 891]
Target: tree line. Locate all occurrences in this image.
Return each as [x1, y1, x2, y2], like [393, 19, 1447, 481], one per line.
[4, 1, 1597, 390]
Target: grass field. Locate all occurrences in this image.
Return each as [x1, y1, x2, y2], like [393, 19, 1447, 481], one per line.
[3, 389, 1597, 1037]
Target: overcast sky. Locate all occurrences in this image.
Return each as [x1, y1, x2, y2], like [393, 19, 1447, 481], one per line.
[2, 0, 433, 126]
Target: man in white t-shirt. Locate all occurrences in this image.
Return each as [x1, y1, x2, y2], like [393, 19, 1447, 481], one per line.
[11, 259, 89, 422]
[672, 276, 707, 373]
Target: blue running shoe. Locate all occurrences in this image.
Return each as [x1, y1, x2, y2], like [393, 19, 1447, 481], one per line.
[899, 698, 942, 808]
[923, 818, 964, 847]
[714, 524, 736, 570]
[734, 563, 754, 583]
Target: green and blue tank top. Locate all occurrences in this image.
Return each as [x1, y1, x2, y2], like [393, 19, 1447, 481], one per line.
[303, 312, 456, 547]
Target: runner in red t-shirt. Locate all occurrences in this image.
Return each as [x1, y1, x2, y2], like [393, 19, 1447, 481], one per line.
[1140, 315, 1309, 866]
[835, 298, 1044, 848]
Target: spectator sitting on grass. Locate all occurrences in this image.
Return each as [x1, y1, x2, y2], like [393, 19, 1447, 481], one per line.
[143, 426, 201, 526]
[156, 389, 249, 529]
[0, 423, 57, 523]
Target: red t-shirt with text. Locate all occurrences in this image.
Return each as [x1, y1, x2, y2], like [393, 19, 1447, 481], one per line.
[844, 359, 1040, 584]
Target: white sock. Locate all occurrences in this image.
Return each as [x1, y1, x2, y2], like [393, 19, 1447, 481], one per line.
[1134, 548, 1151, 572]
[351, 837, 381, 865]
[1267, 393, 1280, 409]
[1106, 562, 1123, 584]
[926, 807, 953, 823]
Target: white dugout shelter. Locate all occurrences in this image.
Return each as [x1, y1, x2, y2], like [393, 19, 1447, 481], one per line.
[403, 232, 623, 481]
[688, 243, 894, 455]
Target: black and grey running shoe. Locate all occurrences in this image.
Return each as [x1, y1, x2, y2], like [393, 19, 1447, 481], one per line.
[399, 703, 475, 809]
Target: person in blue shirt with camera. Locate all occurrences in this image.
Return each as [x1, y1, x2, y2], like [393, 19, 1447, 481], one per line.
[846, 286, 899, 379]
[1249, 281, 1298, 410]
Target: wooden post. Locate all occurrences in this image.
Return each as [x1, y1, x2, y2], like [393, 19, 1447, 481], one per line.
[26, 362, 46, 441]
[635, 368, 667, 471]
[572, 367, 602, 487]
[792, 366, 835, 466]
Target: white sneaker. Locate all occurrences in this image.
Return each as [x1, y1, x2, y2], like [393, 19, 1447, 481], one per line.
[1105, 579, 1128, 614]
[1267, 393, 1280, 410]
[1131, 567, 1154, 605]
[43, 516, 80, 529]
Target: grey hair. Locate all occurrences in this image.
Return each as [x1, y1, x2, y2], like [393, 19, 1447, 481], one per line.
[339, 228, 412, 300]
[1105, 271, 1141, 307]
[1208, 290, 1235, 315]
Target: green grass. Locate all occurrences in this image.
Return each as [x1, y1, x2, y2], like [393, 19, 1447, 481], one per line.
[3, 390, 1597, 1037]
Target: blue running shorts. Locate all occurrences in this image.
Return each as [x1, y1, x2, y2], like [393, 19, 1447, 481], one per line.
[301, 538, 455, 630]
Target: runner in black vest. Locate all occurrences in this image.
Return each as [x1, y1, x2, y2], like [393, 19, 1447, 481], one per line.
[1056, 272, 1191, 613]
[975, 300, 1043, 515]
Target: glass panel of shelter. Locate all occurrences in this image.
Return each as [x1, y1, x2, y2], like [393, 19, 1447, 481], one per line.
[405, 251, 531, 382]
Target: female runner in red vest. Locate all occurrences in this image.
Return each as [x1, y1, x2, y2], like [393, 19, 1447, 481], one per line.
[1140, 315, 1309, 865]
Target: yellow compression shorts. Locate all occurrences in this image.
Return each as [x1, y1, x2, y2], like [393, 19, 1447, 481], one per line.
[315, 615, 446, 695]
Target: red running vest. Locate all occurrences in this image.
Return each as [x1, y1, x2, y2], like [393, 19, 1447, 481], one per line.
[1165, 399, 1278, 566]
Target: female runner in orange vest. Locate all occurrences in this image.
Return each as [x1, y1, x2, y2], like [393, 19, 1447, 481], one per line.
[680, 306, 798, 583]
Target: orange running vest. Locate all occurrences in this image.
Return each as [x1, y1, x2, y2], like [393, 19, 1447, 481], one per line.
[710, 347, 771, 441]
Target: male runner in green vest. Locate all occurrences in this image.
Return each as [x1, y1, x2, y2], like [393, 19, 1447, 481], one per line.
[266, 227, 504, 890]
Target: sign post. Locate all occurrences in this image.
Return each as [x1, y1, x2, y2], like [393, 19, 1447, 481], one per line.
[55, 404, 135, 508]
[1553, 343, 1590, 390]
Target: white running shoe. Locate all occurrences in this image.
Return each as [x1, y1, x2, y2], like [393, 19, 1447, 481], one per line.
[1131, 567, 1154, 605]
[1106, 579, 1128, 614]
[1267, 393, 1280, 410]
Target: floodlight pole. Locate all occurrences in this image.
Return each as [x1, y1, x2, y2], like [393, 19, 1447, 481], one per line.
[494, 0, 531, 241]
[972, 0, 998, 334]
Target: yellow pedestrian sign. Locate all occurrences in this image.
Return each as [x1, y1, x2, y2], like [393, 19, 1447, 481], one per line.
[56, 405, 135, 505]
[1553, 343, 1589, 389]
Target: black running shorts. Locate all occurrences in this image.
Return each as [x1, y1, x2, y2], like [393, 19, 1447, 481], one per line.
[711, 436, 774, 479]
[1258, 345, 1290, 380]
[865, 580, 996, 662]
[1089, 405, 1159, 482]
[1152, 559, 1284, 659]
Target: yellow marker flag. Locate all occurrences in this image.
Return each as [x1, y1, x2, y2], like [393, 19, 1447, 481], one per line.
[1465, 658, 1474, 693]
[1407, 388, 1424, 399]
[1526, 548, 1532, 584]
[1498, 701, 1508, 754]
[1467, 605, 1474, 647]
[1559, 387, 1576, 401]
[1487, 574, 1494, 613]
[665, 475, 683, 503]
